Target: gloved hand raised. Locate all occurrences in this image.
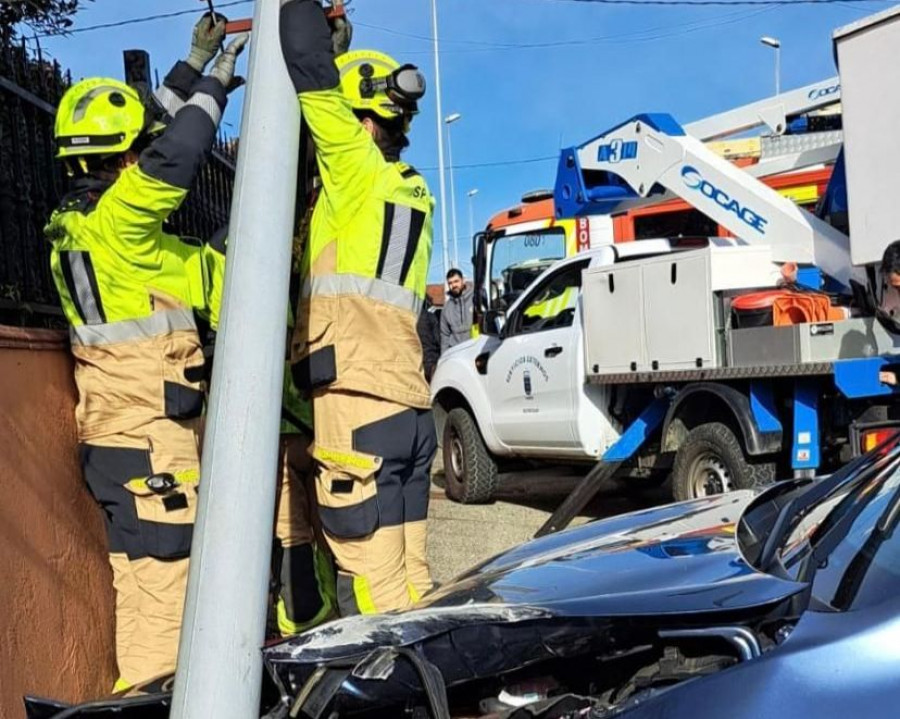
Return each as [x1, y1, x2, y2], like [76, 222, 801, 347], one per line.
[279, 0, 351, 57]
[279, 0, 342, 95]
[329, 12, 352, 56]
[188, 13, 227, 72]
[209, 34, 250, 93]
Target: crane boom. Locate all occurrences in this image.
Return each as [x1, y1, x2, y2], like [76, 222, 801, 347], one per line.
[554, 113, 853, 287]
[684, 76, 840, 141]
[586, 78, 845, 216]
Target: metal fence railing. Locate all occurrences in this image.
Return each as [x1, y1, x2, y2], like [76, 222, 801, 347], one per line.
[0, 38, 236, 328]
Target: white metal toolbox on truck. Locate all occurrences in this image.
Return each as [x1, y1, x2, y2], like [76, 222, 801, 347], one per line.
[583, 240, 780, 376]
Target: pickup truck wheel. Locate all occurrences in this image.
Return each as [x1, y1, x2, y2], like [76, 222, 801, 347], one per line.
[443, 407, 499, 504]
[672, 422, 775, 502]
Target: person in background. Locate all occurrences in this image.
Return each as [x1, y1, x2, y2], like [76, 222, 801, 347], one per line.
[879, 241, 900, 319]
[878, 241, 900, 386]
[418, 294, 441, 381]
[440, 268, 473, 353]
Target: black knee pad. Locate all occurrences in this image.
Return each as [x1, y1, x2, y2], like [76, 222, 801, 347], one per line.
[280, 543, 325, 624]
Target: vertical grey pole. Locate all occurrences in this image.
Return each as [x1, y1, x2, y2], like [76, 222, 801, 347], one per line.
[775, 44, 781, 97]
[467, 188, 478, 270]
[170, 0, 300, 717]
[446, 121, 459, 268]
[430, 0, 450, 279]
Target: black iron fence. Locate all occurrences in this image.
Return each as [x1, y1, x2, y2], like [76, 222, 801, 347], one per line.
[0, 38, 236, 327]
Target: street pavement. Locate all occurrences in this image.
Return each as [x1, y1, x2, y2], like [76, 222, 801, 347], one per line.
[426, 465, 671, 584]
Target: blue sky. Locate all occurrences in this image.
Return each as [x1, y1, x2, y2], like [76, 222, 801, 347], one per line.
[34, 0, 892, 283]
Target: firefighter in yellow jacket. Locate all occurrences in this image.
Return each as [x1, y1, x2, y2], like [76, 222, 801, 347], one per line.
[280, 0, 437, 615]
[45, 19, 246, 689]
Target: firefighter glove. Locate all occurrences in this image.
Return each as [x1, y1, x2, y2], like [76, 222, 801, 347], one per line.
[188, 13, 228, 72]
[330, 14, 352, 56]
[209, 34, 250, 93]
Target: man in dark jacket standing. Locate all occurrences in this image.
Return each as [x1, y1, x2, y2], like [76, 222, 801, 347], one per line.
[440, 268, 473, 353]
[418, 294, 441, 381]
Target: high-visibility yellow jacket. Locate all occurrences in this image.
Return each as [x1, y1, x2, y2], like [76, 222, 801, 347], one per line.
[45, 66, 228, 441]
[281, 3, 435, 409]
[523, 286, 577, 324]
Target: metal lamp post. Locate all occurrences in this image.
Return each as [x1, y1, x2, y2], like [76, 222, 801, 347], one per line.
[467, 188, 478, 272]
[430, 0, 451, 277]
[444, 112, 462, 269]
[761, 36, 781, 96]
[170, 0, 299, 717]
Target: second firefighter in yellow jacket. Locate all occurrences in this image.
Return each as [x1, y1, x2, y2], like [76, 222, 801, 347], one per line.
[279, 0, 437, 615]
[46, 23, 246, 688]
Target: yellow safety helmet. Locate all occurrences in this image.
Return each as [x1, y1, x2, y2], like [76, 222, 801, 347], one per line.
[54, 77, 161, 159]
[335, 50, 426, 126]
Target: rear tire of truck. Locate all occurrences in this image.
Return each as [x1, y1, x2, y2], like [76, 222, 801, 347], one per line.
[443, 407, 499, 504]
[671, 422, 776, 502]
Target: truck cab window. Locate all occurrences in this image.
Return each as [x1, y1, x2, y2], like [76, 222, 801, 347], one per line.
[515, 263, 584, 335]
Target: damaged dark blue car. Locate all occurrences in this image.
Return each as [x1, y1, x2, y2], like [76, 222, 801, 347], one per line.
[27, 435, 900, 718]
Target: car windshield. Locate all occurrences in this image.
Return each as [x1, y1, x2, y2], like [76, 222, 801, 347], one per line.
[775, 437, 900, 611]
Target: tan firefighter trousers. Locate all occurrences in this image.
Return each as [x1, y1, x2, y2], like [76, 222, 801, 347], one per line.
[311, 390, 437, 615]
[273, 434, 336, 635]
[82, 422, 338, 688]
[80, 417, 201, 690]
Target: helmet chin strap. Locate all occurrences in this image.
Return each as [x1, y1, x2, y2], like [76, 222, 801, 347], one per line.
[67, 153, 131, 181]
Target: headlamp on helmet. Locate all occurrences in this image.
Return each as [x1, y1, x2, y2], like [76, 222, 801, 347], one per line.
[335, 50, 426, 125]
[359, 63, 426, 116]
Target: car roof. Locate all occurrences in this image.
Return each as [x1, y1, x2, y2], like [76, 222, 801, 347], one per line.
[549, 236, 717, 271]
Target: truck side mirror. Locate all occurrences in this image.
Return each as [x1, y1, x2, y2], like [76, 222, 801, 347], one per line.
[482, 308, 506, 337]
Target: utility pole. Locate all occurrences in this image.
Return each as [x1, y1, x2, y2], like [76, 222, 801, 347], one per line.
[445, 112, 461, 269]
[431, 0, 450, 279]
[467, 187, 478, 272]
[760, 36, 781, 97]
[170, 1, 300, 717]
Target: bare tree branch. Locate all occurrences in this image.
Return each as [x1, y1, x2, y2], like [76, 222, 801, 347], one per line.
[0, 0, 92, 36]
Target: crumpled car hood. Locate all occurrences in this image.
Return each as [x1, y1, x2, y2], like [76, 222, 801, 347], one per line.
[265, 603, 554, 666]
[24, 492, 807, 718]
[266, 491, 805, 667]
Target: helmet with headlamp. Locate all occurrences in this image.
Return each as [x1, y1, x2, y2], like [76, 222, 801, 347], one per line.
[335, 50, 426, 127]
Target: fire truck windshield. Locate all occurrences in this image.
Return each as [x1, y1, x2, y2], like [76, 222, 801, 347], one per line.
[489, 228, 566, 309]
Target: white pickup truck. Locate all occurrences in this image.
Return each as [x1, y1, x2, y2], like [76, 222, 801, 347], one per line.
[432, 240, 676, 503]
[431, 237, 900, 505]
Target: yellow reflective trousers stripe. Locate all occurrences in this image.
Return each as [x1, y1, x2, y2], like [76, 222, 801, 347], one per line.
[353, 575, 379, 615]
[113, 677, 132, 693]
